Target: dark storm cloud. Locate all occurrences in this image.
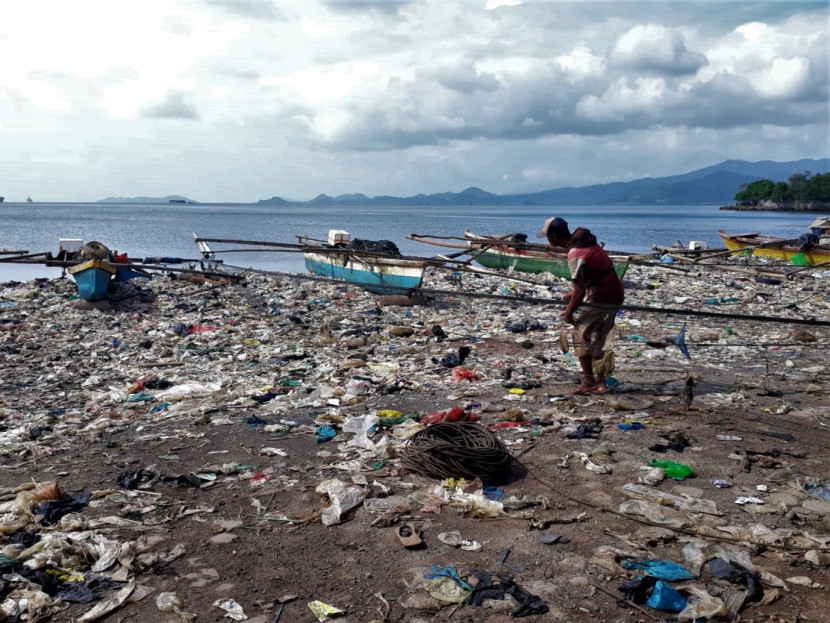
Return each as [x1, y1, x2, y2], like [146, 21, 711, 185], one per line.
[202, 0, 286, 21]
[315, 47, 828, 152]
[140, 91, 200, 120]
[302, 4, 828, 154]
[430, 64, 500, 94]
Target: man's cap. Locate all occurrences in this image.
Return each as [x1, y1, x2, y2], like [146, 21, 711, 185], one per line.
[537, 216, 569, 239]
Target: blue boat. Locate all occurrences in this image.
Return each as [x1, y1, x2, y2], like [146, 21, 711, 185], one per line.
[300, 237, 426, 295]
[67, 260, 116, 300]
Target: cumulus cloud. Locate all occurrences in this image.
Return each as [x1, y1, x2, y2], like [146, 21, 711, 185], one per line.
[1, 0, 827, 201]
[609, 24, 707, 75]
[554, 44, 605, 83]
[140, 91, 200, 120]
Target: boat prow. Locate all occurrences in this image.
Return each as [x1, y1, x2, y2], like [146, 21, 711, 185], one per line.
[68, 260, 116, 300]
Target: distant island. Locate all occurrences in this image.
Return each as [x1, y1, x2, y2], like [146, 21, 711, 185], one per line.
[720, 171, 830, 212]
[97, 158, 829, 207]
[97, 195, 196, 204]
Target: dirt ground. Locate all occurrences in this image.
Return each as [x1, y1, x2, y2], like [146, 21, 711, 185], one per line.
[2, 261, 830, 622]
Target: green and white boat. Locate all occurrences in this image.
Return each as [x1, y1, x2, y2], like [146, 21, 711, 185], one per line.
[408, 231, 629, 279]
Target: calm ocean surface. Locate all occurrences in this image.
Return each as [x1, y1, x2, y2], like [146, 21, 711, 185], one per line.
[1, 202, 823, 281]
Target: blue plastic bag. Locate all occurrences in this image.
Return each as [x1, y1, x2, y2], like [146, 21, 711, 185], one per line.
[316, 425, 337, 443]
[646, 581, 687, 612]
[622, 559, 695, 581]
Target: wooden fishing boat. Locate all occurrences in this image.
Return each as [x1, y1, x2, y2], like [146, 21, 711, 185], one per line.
[718, 229, 830, 266]
[408, 231, 629, 279]
[298, 235, 427, 295]
[67, 259, 116, 300]
[192, 232, 427, 294]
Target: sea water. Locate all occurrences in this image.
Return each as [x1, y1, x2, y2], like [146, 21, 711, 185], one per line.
[0, 202, 821, 281]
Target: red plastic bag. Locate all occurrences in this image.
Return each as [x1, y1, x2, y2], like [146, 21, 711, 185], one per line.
[187, 324, 217, 333]
[451, 367, 478, 383]
[421, 406, 478, 424]
[488, 421, 525, 430]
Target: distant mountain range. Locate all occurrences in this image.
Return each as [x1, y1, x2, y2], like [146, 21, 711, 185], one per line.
[97, 159, 829, 206]
[256, 158, 829, 207]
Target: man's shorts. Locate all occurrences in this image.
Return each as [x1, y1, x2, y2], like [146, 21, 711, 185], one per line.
[572, 308, 617, 359]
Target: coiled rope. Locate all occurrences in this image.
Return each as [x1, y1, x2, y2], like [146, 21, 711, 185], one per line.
[401, 422, 515, 485]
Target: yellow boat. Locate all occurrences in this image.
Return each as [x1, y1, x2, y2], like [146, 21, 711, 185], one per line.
[718, 229, 830, 266]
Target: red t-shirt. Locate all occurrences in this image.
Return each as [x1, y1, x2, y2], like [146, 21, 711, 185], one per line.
[567, 236, 624, 305]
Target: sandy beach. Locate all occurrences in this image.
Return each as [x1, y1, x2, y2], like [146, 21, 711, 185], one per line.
[1, 259, 829, 622]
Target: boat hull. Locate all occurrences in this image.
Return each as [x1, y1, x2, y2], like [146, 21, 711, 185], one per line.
[67, 260, 116, 300]
[304, 251, 425, 295]
[470, 247, 628, 279]
[719, 230, 830, 265]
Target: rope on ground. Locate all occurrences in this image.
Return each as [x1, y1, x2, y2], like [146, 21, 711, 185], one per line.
[189, 259, 830, 328]
[401, 422, 514, 485]
[523, 465, 830, 553]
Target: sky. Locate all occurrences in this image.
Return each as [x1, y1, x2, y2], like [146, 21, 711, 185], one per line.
[0, 0, 828, 203]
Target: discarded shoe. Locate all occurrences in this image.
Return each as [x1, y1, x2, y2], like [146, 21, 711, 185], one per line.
[396, 523, 423, 548]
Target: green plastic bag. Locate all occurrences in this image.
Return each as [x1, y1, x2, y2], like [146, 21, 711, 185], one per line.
[790, 253, 809, 267]
[650, 459, 695, 480]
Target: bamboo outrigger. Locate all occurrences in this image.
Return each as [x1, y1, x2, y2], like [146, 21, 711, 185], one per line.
[408, 230, 631, 279]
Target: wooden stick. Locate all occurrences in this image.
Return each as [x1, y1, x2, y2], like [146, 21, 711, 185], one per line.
[785, 258, 830, 278]
[592, 584, 659, 621]
[0, 252, 52, 263]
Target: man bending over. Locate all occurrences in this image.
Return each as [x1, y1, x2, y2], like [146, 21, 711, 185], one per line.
[538, 217, 624, 394]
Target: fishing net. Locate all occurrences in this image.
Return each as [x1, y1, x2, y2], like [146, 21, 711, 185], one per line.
[348, 238, 402, 257]
[401, 422, 515, 485]
[78, 241, 111, 260]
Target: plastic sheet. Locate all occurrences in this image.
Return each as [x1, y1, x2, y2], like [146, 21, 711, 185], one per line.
[646, 580, 687, 612]
[316, 479, 366, 526]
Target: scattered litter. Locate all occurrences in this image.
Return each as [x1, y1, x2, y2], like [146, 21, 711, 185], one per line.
[2, 244, 828, 622]
[308, 600, 345, 621]
[649, 459, 695, 480]
[735, 496, 765, 505]
[156, 592, 196, 620]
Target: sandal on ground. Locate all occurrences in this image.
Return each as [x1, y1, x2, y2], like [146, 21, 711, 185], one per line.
[396, 523, 423, 548]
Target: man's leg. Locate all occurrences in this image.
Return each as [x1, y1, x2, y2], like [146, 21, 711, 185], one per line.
[574, 355, 598, 394]
[572, 309, 615, 394]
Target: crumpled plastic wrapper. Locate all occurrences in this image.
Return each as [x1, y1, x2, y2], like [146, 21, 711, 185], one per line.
[316, 479, 366, 526]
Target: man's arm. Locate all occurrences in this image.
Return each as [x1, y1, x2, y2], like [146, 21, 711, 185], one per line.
[561, 278, 586, 324]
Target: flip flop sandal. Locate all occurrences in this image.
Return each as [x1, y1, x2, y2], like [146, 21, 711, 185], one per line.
[396, 523, 423, 548]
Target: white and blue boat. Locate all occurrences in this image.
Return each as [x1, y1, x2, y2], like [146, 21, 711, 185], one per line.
[67, 260, 116, 300]
[299, 233, 426, 295]
[191, 231, 427, 295]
